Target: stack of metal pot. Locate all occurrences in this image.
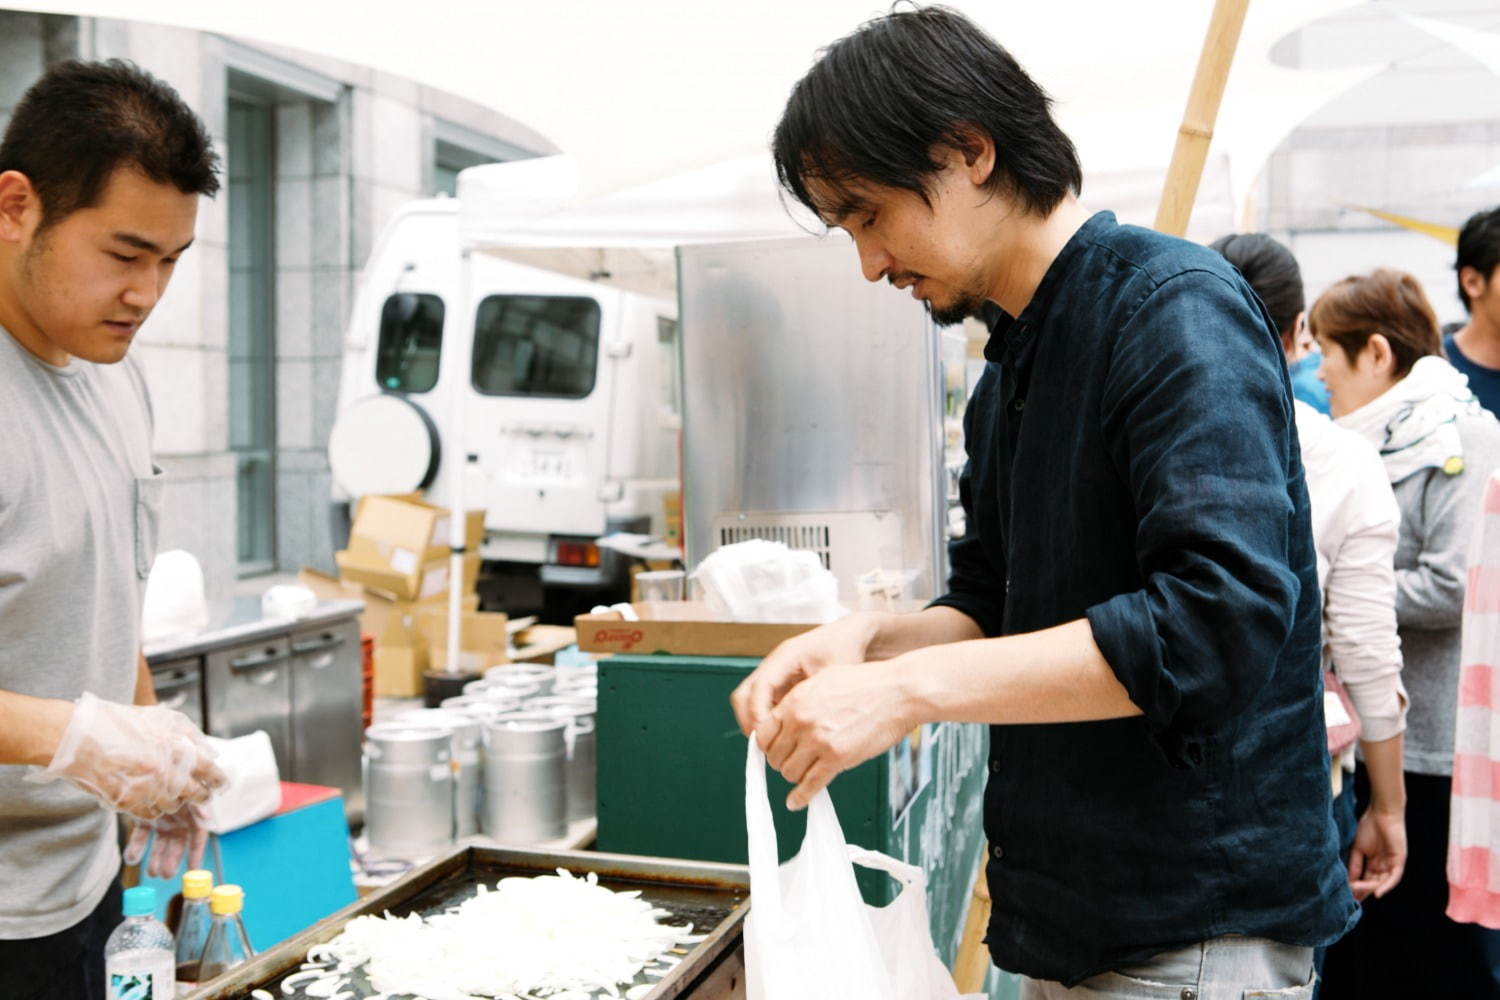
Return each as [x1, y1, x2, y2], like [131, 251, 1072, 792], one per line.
[476, 663, 598, 839]
[363, 661, 601, 856]
[392, 708, 484, 837]
[362, 721, 455, 857]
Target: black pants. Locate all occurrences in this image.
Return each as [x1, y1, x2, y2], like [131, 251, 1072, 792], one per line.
[1311, 776, 1359, 999]
[1320, 767, 1500, 999]
[0, 876, 122, 1000]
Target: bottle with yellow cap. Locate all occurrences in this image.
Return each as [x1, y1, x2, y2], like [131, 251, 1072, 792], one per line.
[172, 869, 213, 996]
[197, 884, 255, 980]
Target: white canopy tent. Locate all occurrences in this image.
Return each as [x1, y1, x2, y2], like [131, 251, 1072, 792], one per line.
[1399, 12, 1500, 192]
[454, 152, 818, 298]
[14, 0, 1383, 214]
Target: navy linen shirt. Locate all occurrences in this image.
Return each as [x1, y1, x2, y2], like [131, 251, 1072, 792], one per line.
[931, 212, 1357, 985]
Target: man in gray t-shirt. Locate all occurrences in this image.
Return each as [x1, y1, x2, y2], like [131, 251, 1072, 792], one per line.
[0, 61, 227, 998]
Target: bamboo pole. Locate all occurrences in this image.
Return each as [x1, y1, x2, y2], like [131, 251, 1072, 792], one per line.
[1154, 0, 1251, 236]
[951, 850, 994, 992]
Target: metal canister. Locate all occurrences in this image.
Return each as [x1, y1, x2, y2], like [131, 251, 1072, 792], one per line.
[554, 663, 597, 689]
[362, 723, 454, 857]
[483, 664, 557, 696]
[463, 678, 543, 702]
[553, 681, 598, 700]
[523, 697, 597, 822]
[440, 694, 522, 719]
[566, 715, 597, 822]
[396, 709, 483, 837]
[481, 713, 568, 842]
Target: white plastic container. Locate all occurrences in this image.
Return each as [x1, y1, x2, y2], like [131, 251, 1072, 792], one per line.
[105, 886, 176, 1000]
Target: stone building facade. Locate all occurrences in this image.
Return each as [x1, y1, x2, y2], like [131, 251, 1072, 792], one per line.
[0, 10, 555, 602]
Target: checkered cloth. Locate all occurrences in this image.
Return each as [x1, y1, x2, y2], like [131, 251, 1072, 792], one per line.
[1449, 470, 1500, 928]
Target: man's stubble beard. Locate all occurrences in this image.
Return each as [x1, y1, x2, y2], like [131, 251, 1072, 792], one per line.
[926, 291, 987, 327]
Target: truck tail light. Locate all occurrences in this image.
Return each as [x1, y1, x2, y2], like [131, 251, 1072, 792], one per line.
[555, 541, 600, 567]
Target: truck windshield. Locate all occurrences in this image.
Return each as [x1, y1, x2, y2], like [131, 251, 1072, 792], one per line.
[471, 295, 600, 399]
[374, 293, 444, 393]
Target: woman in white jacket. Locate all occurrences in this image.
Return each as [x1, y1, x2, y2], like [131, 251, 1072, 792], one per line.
[1311, 267, 1500, 997]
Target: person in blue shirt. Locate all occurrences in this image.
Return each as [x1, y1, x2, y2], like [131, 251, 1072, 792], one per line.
[1444, 206, 1500, 416]
[1210, 233, 1331, 414]
[730, 7, 1353, 998]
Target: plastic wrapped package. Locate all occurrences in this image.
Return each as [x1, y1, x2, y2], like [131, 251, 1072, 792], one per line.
[692, 540, 845, 624]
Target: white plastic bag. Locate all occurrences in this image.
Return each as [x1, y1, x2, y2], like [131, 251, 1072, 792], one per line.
[694, 540, 846, 624]
[744, 741, 976, 1000]
[140, 550, 209, 643]
[261, 583, 317, 621]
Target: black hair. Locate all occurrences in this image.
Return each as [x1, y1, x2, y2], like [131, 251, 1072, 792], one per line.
[0, 59, 219, 229]
[1456, 206, 1500, 313]
[772, 5, 1082, 222]
[1208, 233, 1305, 339]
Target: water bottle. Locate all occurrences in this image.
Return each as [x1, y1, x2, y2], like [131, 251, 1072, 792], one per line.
[197, 884, 255, 980]
[172, 869, 213, 996]
[104, 886, 176, 1000]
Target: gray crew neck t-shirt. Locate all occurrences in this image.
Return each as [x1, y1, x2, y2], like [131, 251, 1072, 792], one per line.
[0, 326, 162, 938]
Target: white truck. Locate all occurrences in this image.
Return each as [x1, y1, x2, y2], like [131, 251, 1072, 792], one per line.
[327, 155, 803, 616]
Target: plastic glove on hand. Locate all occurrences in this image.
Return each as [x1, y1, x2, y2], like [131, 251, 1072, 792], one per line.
[124, 803, 212, 880]
[27, 692, 227, 819]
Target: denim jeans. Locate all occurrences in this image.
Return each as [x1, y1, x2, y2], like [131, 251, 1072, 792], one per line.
[1020, 936, 1315, 999]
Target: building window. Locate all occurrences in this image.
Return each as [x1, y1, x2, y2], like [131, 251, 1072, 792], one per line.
[433, 139, 497, 197]
[228, 96, 277, 575]
[430, 120, 540, 197]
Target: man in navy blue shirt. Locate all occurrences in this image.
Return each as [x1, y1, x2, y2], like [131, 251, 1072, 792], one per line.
[730, 8, 1355, 997]
[1445, 207, 1500, 416]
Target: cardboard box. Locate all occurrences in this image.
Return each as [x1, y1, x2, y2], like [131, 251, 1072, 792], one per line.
[373, 594, 482, 697]
[575, 601, 818, 658]
[299, 569, 478, 696]
[338, 495, 484, 600]
[420, 608, 510, 672]
[351, 494, 484, 556]
[373, 603, 429, 697]
[512, 624, 579, 664]
[334, 547, 480, 604]
[351, 492, 422, 521]
[296, 568, 372, 625]
[335, 544, 446, 602]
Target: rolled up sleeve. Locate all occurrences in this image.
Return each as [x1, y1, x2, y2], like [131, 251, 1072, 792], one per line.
[1086, 273, 1303, 738]
[1324, 476, 1407, 742]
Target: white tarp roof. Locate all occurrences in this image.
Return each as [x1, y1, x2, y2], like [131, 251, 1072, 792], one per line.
[455, 153, 815, 251]
[11, 0, 1384, 212]
[452, 153, 816, 298]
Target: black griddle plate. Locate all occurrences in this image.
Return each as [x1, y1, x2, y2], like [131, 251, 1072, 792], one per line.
[188, 846, 749, 1000]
